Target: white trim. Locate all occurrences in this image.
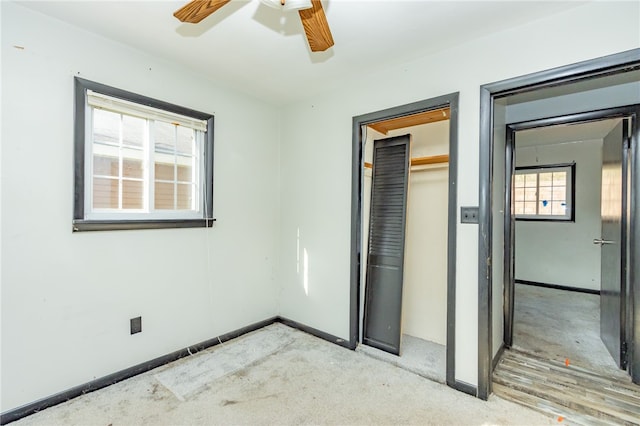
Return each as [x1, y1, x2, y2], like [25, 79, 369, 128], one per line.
[144, 119, 152, 212]
[85, 104, 94, 217]
[173, 125, 178, 209]
[85, 210, 203, 221]
[85, 102, 205, 220]
[117, 114, 123, 209]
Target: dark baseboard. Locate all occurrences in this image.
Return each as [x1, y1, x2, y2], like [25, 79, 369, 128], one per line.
[448, 379, 477, 397]
[515, 279, 600, 295]
[276, 316, 351, 349]
[0, 316, 355, 425]
[1, 317, 278, 425]
[5, 316, 481, 423]
[492, 343, 506, 371]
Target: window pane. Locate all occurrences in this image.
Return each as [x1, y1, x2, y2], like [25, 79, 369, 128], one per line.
[524, 202, 537, 215]
[525, 188, 537, 201]
[155, 182, 174, 209]
[122, 147, 144, 178]
[177, 183, 194, 209]
[155, 121, 176, 153]
[122, 179, 143, 209]
[524, 174, 537, 187]
[538, 187, 552, 202]
[177, 164, 193, 182]
[552, 187, 566, 201]
[538, 172, 553, 186]
[155, 161, 174, 181]
[123, 159, 143, 179]
[553, 171, 566, 185]
[93, 177, 119, 209]
[93, 155, 119, 177]
[514, 202, 524, 215]
[514, 188, 524, 202]
[514, 174, 525, 188]
[551, 201, 566, 215]
[93, 109, 120, 145]
[539, 200, 552, 215]
[122, 115, 145, 148]
[177, 127, 194, 155]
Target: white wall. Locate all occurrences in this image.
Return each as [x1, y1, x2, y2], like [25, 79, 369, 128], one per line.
[515, 139, 603, 291]
[277, 1, 640, 387]
[1, 3, 280, 412]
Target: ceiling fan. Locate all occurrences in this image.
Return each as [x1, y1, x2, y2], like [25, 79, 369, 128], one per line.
[173, 0, 334, 52]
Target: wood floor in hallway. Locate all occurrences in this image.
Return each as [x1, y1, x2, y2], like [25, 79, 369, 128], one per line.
[493, 284, 639, 424]
[494, 349, 640, 425]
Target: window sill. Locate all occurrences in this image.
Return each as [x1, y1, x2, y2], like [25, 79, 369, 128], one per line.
[72, 218, 215, 232]
[515, 217, 574, 223]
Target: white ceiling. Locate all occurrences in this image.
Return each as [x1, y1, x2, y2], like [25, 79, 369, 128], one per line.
[516, 118, 621, 147]
[16, 0, 586, 105]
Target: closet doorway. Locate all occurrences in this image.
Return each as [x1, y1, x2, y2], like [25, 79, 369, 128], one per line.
[350, 93, 461, 390]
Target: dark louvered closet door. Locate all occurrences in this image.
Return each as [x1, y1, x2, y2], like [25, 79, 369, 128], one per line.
[363, 134, 411, 355]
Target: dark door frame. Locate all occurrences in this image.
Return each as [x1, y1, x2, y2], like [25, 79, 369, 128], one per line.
[478, 48, 640, 400]
[351, 92, 470, 394]
[503, 107, 639, 367]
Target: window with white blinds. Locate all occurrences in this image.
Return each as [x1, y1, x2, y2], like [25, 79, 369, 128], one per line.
[73, 78, 214, 231]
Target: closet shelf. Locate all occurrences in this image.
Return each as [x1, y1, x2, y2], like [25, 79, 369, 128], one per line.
[364, 154, 448, 169]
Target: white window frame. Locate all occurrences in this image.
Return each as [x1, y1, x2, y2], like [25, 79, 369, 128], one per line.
[513, 163, 575, 222]
[73, 78, 214, 232]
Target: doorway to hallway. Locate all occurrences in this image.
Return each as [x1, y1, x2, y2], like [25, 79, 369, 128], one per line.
[494, 107, 639, 422]
[504, 116, 632, 379]
[478, 50, 640, 401]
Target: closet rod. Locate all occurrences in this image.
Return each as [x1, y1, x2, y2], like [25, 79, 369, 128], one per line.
[364, 154, 448, 169]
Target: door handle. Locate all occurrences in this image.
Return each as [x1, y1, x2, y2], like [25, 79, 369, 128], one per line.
[593, 238, 615, 245]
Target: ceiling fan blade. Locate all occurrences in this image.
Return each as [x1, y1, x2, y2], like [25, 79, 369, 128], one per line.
[298, 0, 334, 52]
[174, 0, 232, 24]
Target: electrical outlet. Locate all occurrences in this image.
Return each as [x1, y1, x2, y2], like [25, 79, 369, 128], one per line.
[461, 207, 479, 224]
[130, 316, 142, 335]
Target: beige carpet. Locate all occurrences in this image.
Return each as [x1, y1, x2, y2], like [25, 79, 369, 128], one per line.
[13, 323, 554, 425]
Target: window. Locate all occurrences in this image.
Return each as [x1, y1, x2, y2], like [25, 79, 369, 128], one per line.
[513, 163, 575, 221]
[73, 78, 214, 231]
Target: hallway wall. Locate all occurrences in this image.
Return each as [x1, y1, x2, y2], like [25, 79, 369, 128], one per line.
[515, 139, 603, 291]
